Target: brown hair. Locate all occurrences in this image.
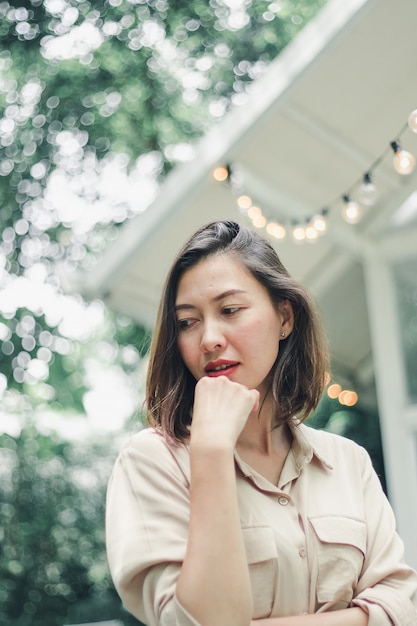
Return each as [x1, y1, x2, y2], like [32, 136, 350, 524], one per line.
[146, 220, 329, 440]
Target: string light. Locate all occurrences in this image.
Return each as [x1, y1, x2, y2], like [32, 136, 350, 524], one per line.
[247, 205, 262, 220]
[266, 221, 286, 239]
[305, 224, 319, 241]
[342, 195, 362, 224]
[237, 194, 252, 211]
[327, 383, 359, 406]
[213, 107, 417, 241]
[357, 173, 378, 206]
[311, 210, 328, 234]
[339, 390, 359, 407]
[252, 214, 267, 228]
[213, 165, 229, 182]
[390, 140, 416, 175]
[327, 383, 342, 399]
[292, 224, 306, 242]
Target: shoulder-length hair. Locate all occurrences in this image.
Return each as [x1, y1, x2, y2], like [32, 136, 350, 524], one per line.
[146, 220, 329, 441]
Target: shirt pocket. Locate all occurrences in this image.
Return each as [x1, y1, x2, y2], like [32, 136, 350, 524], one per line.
[309, 516, 366, 606]
[242, 525, 277, 619]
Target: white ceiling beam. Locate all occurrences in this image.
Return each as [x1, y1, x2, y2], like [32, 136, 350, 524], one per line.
[235, 164, 313, 221]
[280, 104, 399, 188]
[307, 251, 354, 298]
[379, 224, 417, 260]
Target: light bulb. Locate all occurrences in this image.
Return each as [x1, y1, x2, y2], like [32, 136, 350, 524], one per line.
[266, 221, 286, 239]
[327, 383, 342, 399]
[393, 149, 415, 175]
[342, 195, 362, 224]
[311, 212, 328, 234]
[252, 214, 267, 229]
[338, 389, 358, 407]
[305, 225, 319, 241]
[357, 173, 378, 206]
[292, 224, 306, 242]
[408, 109, 417, 134]
[247, 205, 262, 220]
[213, 165, 229, 182]
[391, 141, 416, 175]
[237, 194, 252, 211]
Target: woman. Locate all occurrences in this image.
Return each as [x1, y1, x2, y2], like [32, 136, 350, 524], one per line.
[106, 221, 417, 626]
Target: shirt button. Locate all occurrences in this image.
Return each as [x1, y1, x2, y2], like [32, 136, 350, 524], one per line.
[278, 496, 288, 506]
[299, 546, 306, 558]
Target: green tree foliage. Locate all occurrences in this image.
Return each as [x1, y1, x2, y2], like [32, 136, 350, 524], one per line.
[307, 395, 386, 493]
[0, 0, 328, 282]
[0, 425, 143, 625]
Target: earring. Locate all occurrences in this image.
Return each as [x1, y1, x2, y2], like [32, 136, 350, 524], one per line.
[281, 332, 285, 338]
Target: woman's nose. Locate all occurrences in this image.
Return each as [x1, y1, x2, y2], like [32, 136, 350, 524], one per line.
[200, 321, 226, 352]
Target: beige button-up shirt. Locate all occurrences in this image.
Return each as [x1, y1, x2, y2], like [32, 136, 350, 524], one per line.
[106, 421, 417, 626]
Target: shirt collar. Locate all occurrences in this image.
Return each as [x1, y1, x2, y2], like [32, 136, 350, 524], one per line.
[233, 419, 333, 493]
[289, 419, 334, 472]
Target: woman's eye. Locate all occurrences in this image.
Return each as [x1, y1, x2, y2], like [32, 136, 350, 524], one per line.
[223, 306, 241, 316]
[177, 318, 194, 330]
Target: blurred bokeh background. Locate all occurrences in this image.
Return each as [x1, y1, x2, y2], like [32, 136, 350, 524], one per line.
[1, 0, 416, 624]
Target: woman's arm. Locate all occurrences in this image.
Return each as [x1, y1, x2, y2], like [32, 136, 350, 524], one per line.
[176, 375, 259, 626]
[251, 607, 368, 625]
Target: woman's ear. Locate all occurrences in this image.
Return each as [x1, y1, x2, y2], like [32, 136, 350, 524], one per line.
[278, 300, 295, 338]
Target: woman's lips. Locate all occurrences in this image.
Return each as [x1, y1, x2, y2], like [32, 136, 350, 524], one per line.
[204, 361, 239, 378]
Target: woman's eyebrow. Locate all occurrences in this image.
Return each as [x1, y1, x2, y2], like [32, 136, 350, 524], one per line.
[212, 289, 246, 302]
[175, 289, 247, 311]
[175, 303, 196, 312]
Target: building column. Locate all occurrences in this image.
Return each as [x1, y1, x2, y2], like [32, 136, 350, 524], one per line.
[363, 249, 417, 568]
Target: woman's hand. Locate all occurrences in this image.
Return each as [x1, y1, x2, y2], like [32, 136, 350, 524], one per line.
[190, 375, 260, 449]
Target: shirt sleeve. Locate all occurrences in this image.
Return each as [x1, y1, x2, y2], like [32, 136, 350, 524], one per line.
[105, 430, 200, 626]
[351, 446, 417, 626]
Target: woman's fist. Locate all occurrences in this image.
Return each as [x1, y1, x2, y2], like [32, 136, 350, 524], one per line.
[190, 375, 259, 449]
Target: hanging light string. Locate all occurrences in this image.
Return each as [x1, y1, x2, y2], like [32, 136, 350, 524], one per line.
[213, 109, 417, 242]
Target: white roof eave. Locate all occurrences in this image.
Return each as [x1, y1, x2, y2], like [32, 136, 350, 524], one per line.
[71, 0, 374, 300]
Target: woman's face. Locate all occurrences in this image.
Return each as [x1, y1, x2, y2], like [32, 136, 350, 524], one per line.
[175, 253, 292, 397]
